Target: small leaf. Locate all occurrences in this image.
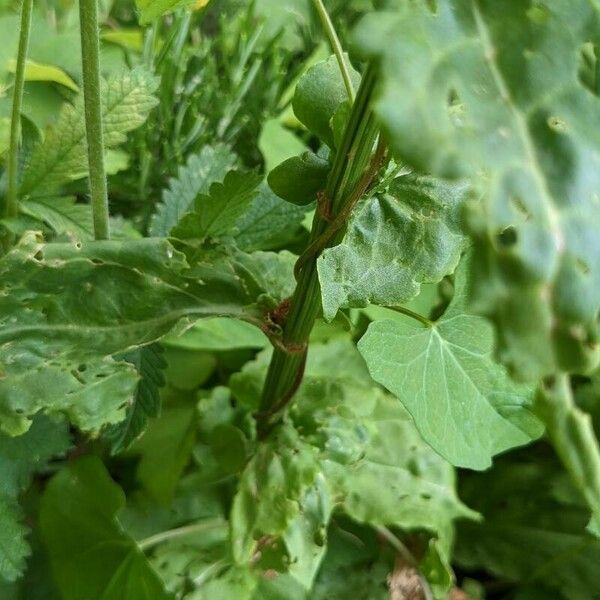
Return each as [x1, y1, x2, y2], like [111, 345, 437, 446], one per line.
[149, 145, 236, 237]
[0, 500, 29, 582]
[318, 174, 467, 321]
[135, 0, 196, 25]
[21, 196, 94, 239]
[358, 259, 543, 469]
[259, 118, 306, 172]
[292, 55, 361, 147]
[268, 151, 330, 206]
[171, 170, 262, 240]
[39, 457, 172, 599]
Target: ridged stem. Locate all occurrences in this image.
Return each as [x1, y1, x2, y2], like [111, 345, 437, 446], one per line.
[79, 0, 110, 240]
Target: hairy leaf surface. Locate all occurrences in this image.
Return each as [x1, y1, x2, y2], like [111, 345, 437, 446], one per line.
[171, 170, 262, 240]
[20, 69, 158, 196]
[358, 260, 543, 469]
[318, 174, 467, 320]
[0, 233, 293, 434]
[150, 145, 236, 237]
[355, 0, 600, 379]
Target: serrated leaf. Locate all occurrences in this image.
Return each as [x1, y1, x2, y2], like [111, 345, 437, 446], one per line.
[318, 174, 467, 321]
[234, 184, 306, 252]
[293, 55, 361, 147]
[0, 233, 293, 434]
[171, 170, 262, 240]
[20, 68, 158, 196]
[40, 457, 172, 600]
[358, 259, 543, 469]
[149, 145, 236, 237]
[0, 415, 70, 581]
[21, 196, 94, 239]
[268, 151, 330, 206]
[354, 0, 600, 379]
[106, 344, 167, 454]
[0, 500, 29, 583]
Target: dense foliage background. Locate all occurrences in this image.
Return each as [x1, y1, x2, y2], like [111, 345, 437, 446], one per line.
[0, 0, 599, 598]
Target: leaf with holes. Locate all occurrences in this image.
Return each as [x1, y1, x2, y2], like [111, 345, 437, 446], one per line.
[355, 0, 600, 379]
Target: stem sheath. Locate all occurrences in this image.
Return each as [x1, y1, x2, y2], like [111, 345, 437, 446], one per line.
[79, 0, 110, 240]
[5, 0, 33, 224]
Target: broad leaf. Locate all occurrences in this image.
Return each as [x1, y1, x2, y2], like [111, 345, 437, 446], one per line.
[293, 55, 360, 147]
[318, 174, 467, 321]
[358, 259, 543, 469]
[20, 69, 158, 196]
[0, 501, 29, 583]
[39, 457, 172, 599]
[149, 145, 236, 237]
[354, 0, 600, 379]
[171, 170, 262, 240]
[106, 344, 167, 454]
[0, 233, 293, 434]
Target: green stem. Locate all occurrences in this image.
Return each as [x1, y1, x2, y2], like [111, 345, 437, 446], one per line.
[312, 0, 355, 101]
[5, 0, 33, 224]
[257, 66, 379, 436]
[138, 519, 226, 551]
[385, 305, 433, 327]
[79, 0, 110, 240]
[535, 374, 600, 535]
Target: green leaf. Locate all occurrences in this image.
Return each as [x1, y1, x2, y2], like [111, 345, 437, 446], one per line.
[149, 145, 236, 237]
[354, 0, 600, 379]
[259, 118, 307, 172]
[234, 184, 306, 252]
[230, 424, 321, 564]
[8, 58, 79, 92]
[163, 317, 268, 351]
[0, 501, 29, 583]
[268, 151, 330, 206]
[292, 55, 361, 147]
[455, 452, 600, 600]
[128, 404, 197, 505]
[20, 68, 158, 196]
[318, 174, 467, 321]
[171, 170, 262, 241]
[134, 0, 196, 25]
[21, 197, 94, 240]
[0, 233, 293, 434]
[106, 344, 167, 455]
[358, 259, 543, 469]
[535, 375, 600, 536]
[323, 392, 476, 550]
[39, 457, 172, 600]
[0, 415, 70, 581]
